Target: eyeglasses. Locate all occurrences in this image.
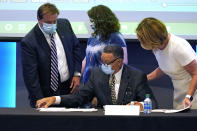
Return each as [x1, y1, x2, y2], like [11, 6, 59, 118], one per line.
[102, 57, 120, 66]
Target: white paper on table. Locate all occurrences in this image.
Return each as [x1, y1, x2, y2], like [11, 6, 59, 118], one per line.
[152, 106, 191, 113]
[38, 107, 98, 112]
[104, 105, 140, 116]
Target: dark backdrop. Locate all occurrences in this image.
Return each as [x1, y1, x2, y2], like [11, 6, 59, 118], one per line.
[16, 39, 197, 108]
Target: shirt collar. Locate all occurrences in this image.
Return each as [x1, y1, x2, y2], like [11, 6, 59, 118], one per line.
[114, 65, 123, 82]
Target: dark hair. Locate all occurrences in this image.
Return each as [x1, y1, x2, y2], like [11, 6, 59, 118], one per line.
[37, 3, 59, 20]
[88, 5, 120, 41]
[103, 44, 123, 59]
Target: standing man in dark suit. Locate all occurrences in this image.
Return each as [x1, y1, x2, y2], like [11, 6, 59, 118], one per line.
[37, 45, 158, 109]
[21, 3, 82, 108]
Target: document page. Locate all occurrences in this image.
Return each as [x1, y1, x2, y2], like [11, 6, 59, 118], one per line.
[152, 106, 190, 113]
[38, 107, 98, 112]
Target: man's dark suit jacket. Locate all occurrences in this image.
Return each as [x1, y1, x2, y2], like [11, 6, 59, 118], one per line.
[60, 64, 158, 108]
[21, 18, 82, 107]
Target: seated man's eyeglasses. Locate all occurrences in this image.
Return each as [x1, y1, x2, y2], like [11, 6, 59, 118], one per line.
[102, 57, 120, 66]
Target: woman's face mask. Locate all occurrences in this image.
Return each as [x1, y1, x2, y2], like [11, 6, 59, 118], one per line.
[89, 18, 96, 32]
[90, 24, 96, 31]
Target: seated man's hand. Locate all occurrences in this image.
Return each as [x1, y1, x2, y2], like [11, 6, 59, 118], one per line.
[127, 101, 144, 111]
[36, 97, 56, 108]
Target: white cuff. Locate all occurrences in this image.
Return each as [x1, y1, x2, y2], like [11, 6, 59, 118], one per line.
[54, 96, 61, 105]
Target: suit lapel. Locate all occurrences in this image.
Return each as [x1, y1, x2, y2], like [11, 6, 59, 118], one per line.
[102, 73, 112, 104]
[34, 24, 51, 57]
[56, 22, 69, 56]
[56, 26, 71, 71]
[117, 65, 129, 104]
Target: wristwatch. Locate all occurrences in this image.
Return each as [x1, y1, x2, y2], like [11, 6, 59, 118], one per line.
[185, 95, 193, 101]
[74, 72, 81, 77]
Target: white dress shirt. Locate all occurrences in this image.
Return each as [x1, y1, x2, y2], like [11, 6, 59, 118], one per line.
[39, 24, 70, 82]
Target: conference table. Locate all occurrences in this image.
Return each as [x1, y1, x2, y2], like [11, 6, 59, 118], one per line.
[0, 108, 196, 131]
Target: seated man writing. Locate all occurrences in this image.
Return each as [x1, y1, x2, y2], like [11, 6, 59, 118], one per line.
[37, 45, 158, 110]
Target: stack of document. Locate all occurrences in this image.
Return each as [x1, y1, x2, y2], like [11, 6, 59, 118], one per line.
[38, 107, 98, 112]
[152, 106, 190, 113]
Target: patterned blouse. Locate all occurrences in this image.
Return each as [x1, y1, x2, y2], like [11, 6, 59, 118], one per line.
[82, 32, 127, 83]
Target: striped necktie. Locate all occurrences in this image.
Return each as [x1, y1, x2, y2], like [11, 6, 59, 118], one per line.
[110, 74, 116, 104]
[50, 34, 59, 91]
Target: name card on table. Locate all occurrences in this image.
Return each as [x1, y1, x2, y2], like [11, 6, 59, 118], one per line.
[104, 105, 140, 116]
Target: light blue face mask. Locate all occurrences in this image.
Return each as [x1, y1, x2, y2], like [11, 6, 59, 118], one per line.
[101, 64, 114, 75]
[90, 24, 96, 31]
[42, 23, 57, 34]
